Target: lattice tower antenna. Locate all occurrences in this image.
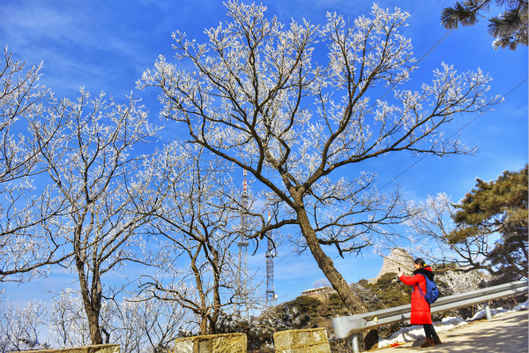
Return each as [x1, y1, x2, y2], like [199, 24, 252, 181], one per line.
[235, 169, 249, 318]
[265, 212, 277, 307]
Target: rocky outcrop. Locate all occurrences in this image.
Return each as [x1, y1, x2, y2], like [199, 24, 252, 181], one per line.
[302, 248, 487, 296]
[372, 248, 415, 282]
[436, 268, 488, 294]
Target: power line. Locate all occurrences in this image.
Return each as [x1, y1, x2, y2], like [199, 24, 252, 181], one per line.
[269, 21, 454, 284]
[379, 78, 527, 190]
[416, 31, 451, 64]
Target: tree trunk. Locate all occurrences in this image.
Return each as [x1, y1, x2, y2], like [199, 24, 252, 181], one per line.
[86, 307, 103, 344]
[76, 257, 103, 344]
[295, 206, 367, 314]
[200, 314, 208, 335]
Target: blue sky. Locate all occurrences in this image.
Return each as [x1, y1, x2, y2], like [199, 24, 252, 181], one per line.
[1, 0, 527, 308]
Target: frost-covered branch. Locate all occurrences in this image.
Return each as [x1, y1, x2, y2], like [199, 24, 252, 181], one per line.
[0, 48, 70, 282]
[30, 89, 158, 344]
[141, 1, 500, 313]
[140, 143, 256, 334]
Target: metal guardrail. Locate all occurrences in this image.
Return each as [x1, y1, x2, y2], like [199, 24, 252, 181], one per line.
[332, 279, 528, 352]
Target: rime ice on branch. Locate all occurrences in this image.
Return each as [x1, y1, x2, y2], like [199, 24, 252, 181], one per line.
[140, 1, 501, 313]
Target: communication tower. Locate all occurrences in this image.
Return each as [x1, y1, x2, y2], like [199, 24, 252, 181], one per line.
[265, 213, 277, 306]
[235, 169, 249, 318]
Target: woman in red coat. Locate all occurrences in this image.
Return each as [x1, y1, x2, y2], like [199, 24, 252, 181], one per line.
[399, 258, 441, 347]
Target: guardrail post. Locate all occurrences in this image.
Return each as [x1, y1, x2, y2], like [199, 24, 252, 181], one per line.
[351, 333, 361, 353]
[485, 304, 492, 320]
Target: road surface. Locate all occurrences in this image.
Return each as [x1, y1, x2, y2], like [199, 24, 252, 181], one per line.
[375, 310, 528, 353]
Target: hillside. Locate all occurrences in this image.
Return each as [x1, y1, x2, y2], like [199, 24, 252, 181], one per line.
[216, 263, 491, 352]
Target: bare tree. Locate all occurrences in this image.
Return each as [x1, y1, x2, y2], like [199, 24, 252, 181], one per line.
[0, 301, 49, 353]
[50, 289, 92, 347]
[111, 298, 187, 353]
[139, 143, 248, 334]
[0, 48, 67, 282]
[50, 288, 185, 353]
[407, 189, 528, 281]
[140, 1, 500, 312]
[31, 89, 158, 344]
[0, 47, 45, 184]
[406, 193, 506, 275]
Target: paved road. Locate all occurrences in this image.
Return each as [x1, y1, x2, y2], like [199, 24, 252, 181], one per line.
[375, 310, 528, 353]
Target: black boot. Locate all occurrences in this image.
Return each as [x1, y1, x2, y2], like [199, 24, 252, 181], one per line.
[421, 338, 435, 347]
[431, 327, 442, 345]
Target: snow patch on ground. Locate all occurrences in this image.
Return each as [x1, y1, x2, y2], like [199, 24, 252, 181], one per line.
[469, 300, 528, 320]
[378, 301, 528, 348]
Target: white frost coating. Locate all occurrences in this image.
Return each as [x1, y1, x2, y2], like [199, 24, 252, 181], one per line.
[139, 0, 500, 293]
[140, 1, 498, 186]
[0, 48, 59, 281]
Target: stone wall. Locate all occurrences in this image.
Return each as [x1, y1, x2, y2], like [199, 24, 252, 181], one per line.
[170, 332, 246, 353]
[273, 327, 331, 353]
[10, 344, 119, 353]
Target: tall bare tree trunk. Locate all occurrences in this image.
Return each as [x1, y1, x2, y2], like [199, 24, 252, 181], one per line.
[296, 206, 367, 314]
[76, 257, 103, 344]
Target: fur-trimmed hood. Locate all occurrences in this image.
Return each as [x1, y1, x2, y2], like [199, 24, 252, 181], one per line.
[413, 266, 434, 281]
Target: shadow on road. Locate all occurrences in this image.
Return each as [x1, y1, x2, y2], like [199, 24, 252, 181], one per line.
[389, 311, 528, 353]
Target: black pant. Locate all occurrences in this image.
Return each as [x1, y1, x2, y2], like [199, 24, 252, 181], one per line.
[423, 324, 441, 343]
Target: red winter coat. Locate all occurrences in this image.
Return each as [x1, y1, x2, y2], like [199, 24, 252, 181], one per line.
[399, 267, 433, 325]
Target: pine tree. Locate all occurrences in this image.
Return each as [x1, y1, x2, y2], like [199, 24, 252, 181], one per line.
[442, 0, 528, 49]
[448, 165, 528, 279]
